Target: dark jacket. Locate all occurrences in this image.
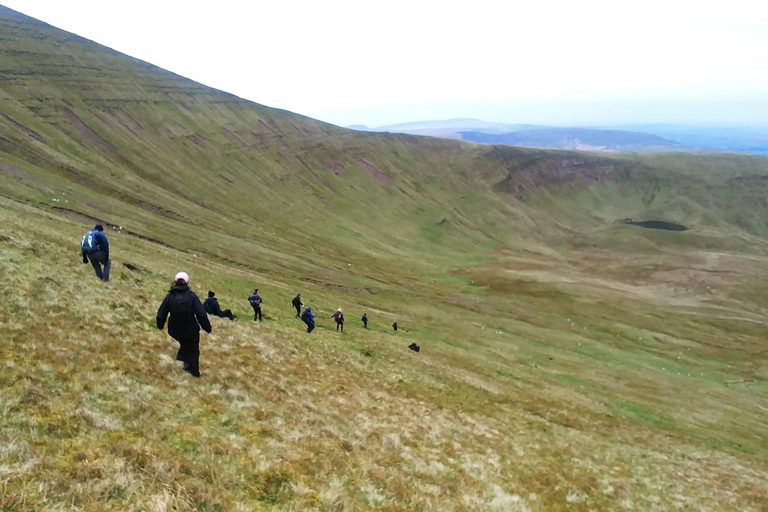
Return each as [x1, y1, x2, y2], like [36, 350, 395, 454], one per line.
[81, 230, 110, 258]
[82, 230, 109, 252]
[302, 308, 314, 323]
[94, 231, 109, 253]
[157, 285, 211, 340]
[292, 295, 302, 308]
[332, 311, 344, 323]
[248, 292, 262, 306]
[203, 296, 223, 316]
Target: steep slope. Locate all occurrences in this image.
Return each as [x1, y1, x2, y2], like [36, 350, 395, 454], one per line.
[2, 5, 768, 511]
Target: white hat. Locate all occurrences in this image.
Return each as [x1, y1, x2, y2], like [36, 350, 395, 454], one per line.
[174, 271, 189, 284]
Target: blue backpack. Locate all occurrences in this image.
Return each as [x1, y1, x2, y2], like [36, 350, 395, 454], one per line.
[81, 230, 98, 251]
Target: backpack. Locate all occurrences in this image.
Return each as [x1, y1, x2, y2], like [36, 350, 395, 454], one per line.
[171, 290, 195, 322]
[81, 230, 97, 251]
[300, 309, 309, 322]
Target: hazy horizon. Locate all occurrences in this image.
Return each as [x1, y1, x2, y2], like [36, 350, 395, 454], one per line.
[312, 96, 768, 130]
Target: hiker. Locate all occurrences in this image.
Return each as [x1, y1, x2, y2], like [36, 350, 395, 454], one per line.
[361, 313, 368, 329]
[331, 308, 345, 332]
[156, 272, 211, 378]
[292, 293, 303, 318]
[248, 288, 263, 322]
[300, 306, 315, 333]
[408, 342, 420, 352]
[203, 291, 236, 321]
[80, 224, 111, 282]
[392, 321, 398, 331]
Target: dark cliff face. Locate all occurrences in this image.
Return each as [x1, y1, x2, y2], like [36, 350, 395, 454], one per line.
[486, 146, 633, 200]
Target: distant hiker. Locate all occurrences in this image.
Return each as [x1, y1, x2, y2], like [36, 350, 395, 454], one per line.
[203, 291, 236, 321]
[300, 306, 315, 333]
[80, 224, 111, 282]
[408, 342, 420, 353]
[361, 313, 368, 329]
[331, 308, 345, 332]
[156, 272, 211, 378]
[292, 294, 303, 318]
[248, 288, 263, 322]
[392, 321, 398, 331]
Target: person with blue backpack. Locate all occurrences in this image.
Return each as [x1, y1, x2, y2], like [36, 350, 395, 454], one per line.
[300, 306, 315, 333]
[81, 224, 111, 282]
[156, 271, 211, 378]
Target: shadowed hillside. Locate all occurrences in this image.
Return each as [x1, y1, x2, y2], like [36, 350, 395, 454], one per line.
[2, 5, 768, 511]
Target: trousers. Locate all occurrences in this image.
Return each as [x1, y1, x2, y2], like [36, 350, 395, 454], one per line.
[87, 251, 111, 281]
[175, 332, 200, 377]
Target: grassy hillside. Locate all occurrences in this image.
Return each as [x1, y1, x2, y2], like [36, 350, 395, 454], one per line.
[1, 5, 768, 511]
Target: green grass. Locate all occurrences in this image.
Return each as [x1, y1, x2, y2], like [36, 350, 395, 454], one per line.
[1, 5, 768, 511]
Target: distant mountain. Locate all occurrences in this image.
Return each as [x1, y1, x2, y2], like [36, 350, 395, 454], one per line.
[374, 118, 543, 133]
[357, 119, 696, 152]
[598, 124, 768, 156]
[357, 118, 768, 155]
[348, 118, 545, 138]
[460, 127, 694, 152]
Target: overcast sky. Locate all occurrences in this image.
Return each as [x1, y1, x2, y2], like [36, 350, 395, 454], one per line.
[4, 0, 768, 127]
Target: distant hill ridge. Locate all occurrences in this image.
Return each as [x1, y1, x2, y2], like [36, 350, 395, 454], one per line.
[354, 118, 696, 152]
[462, 127, 692, 152]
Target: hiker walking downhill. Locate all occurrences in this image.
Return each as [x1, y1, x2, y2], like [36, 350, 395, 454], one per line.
[361, 313, 368, 329]
[81, 224, 111, 282]
[292, 293, 303, 318]
[156, 272, 211, 378]
[248, 288, 263, 322]
[301, 306, 315, 333]
[203, 291, 236, 321]
[331, 308, 345, 332]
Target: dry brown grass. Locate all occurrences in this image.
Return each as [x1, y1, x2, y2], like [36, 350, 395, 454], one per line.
[1, 198, 768, 511]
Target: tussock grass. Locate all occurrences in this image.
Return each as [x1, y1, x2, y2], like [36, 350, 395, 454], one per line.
[1, 6, 768, 509]
[2, 195, 768, 511]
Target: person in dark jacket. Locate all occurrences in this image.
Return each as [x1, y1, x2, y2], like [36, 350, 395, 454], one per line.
[361, 313, 368, 329]
[248, 288, 263, 322]
[203, 291, 236, 321]
[300, 306, 315, 333]
[292, 293, 302, 318]
[331, 308, 345, 332]
[392, 321, 398, 331]
[156, 271, 211, 377]
[80, 224, 111, 281]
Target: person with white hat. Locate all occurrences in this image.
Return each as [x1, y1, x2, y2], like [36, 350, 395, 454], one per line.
[156, 271, 211, 377]
[331, 307, 345, 332]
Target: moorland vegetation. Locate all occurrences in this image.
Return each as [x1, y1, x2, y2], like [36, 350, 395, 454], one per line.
[1, 5, 767, 511]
